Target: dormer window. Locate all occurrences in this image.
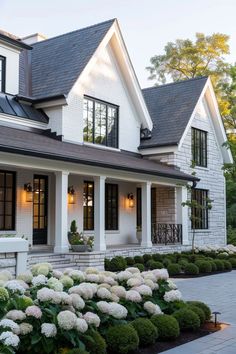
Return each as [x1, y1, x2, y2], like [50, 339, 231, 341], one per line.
[0, 56, 6, 92]
[83, 96, 119, 148]
[192, 128, 207, 167]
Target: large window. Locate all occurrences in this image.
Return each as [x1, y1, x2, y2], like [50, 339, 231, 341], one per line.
[0, 56, 6, 92]
[192, 128, 207, 167]
[191, 189, 209, 230]
[83, 181, 94, 231]
[83, 96, 119, 148]
[0, 171, 16, 230]
[136, 188, 142, 229]
[105, 184, 118, 230]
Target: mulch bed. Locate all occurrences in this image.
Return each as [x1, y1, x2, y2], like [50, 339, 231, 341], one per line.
[171, 270, 232, 278]
[134, 322, 226, 354]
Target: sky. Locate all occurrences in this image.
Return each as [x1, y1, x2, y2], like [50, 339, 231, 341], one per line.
[1, 0, 236, 87]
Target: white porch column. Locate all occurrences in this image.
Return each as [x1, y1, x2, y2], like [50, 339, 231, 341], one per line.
[176, 186, 189, 245]
[94, 176, 106, 251]
[54, 171, 69, 253]
[141, 181, 152, 247]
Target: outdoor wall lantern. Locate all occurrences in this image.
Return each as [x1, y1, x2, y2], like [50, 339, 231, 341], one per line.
[68, 186, 76, 204]
[24, 183, 33, 202]
[127, 193, 134, 208]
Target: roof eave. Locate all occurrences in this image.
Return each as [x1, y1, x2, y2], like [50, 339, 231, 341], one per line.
[0, 34, 32, 50]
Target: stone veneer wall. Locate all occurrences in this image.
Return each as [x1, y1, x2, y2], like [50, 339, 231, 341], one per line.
[0, 252, 17, 275]
[155, 186, 176, 224]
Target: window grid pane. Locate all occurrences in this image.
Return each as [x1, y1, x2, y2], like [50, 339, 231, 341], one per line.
[105, 184, 118, 231]
[191, 189, 209, 229]
[0, 171, 15, 231]
[192, 128, 207, 167]
[83, 97, 118, 148]
[0, 57, 6, 92]
[83, 181, 94, 231]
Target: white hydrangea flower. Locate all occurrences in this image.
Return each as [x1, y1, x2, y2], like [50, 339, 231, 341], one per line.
[19, 323, 33, 335]
[126, 267, 140, 274]
[41, 323, 57, 338]
[17, 271, 33, 284]
[6, 310, 26, 321]
[59, 291, 73, 305]
[75, 318, 88, 333]
[164, 290, 182, 302]
[109, 303, 128, 319]
[85, 274, 100, 283]
[32, 274, 48, 287]
[83, 312, 100, 327]
[59, 275, 74, 288]
[85, 267, 99, 274]
[100, 271, 116, 279]
[110, 285, 126, 298]
[110, 293, 119, 302]
[127, 277, 144, 288]
[142, 271, 156, 282]
[0, 319, 20, 334]
[144, 301, 163, 315]
[144, 279, 156, 290]
[126, 289, 142, 303]
[0, 270, 13, 281]
[0, 331, 20, 347]
[5, 280, 25, 294]
[167, 280, 178, 290]
[103, 276, 117, 286]
[70, 293, 85, 310]
[48, 277, 64, 292]
[31, 262, 52, 276]
[37, 287, 55, 302]
[25, 305, 42, 319]
[134, 284, 152, 296]
[51, 291, 62, 304]
[69, 283, 96, 300]
[52, 270, 63, 279]
[152, 269, 169, 280]
[97, 287, 112, 300]
[97, 283, 111, 290]
[57, 311, 77, 330]
[63, 268, 74, 275]
[69, 270, 85, 282]
[96, 301, 111, 314]
[116, 271, 132, 281]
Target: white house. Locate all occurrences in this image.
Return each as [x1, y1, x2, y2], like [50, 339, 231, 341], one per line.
[0, 19, 233, 271]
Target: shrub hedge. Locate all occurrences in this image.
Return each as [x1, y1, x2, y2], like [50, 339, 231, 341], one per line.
[173, 308, 200, 331]
[131, 318, 158, 347]
[106, 324, 139, 354]
[151, 314, 180, 340]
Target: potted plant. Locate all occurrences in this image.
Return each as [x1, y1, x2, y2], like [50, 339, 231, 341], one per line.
[68, 220, 94, 252]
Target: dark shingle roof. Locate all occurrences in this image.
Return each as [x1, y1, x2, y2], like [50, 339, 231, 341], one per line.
[141, 77, 208, 149]
[0, 93, 48, 123]
[0, 126, 198, 182]
[19, 19, 115, 99]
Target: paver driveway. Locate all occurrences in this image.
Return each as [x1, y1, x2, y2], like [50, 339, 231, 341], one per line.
[163, 271, 236, 354]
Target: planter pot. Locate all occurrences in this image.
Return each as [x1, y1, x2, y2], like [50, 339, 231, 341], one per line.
[136, 231, 142, 244]
[71, 244, 88, 252]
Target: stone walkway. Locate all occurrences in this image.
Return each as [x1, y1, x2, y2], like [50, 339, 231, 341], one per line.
[163, 271, 236, 354]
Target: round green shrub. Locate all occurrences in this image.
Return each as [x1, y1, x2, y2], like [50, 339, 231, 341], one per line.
[83, 330, 106, 354]
[134, 255, 144, 264]
[164, 300, 187, 315]
[162, 258, 172, 267]
[146, 260, 163, 270]
[217, 253, 229, 259]
[125, 257, 135, 266]
[106, 324, 139, 354]
[213, 259, 225, 271]
[187, 301, 211, 320]
[143, 254, 152, 263]
[178, 259, 189, 269]
[173, 308, 200, 331]
[151, 314, 180, 340]
[131, 318, 158, 347]
[188, 305, 206, 324]
[229, 257, 236, 268]
[195, 260, 212, 273]
[223, 260, 232, 271]
[104, 258, 110, 270]
[68, 349, 89, 354]
[184, 263, 199, 275]
[167, 263, 181, 276]
[209, 261, 217, 271]
[109, 256, 127, 272]
[133, 263, 145, 272]
[152, 253, 163, 262]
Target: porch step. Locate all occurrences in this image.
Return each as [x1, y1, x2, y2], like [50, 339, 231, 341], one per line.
[28, 253, 79, 271]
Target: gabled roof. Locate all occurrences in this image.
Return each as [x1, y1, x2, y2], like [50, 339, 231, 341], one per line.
[141, 77, 208, 149]
[0, 29, 31, 50]
[0, 93, 48, 123]
[0, 126, 198, 182]
[20, 19, 115, 99]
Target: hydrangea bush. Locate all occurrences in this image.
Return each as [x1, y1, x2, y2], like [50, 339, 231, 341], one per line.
[0, 262, 210, 353]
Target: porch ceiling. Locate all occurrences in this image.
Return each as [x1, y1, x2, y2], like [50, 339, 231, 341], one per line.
[0, 126, 198, 182]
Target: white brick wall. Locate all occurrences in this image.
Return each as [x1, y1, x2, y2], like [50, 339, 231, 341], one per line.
[155, 186, 176, 223]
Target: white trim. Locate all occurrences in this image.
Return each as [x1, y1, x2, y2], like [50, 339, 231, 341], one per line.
[140, 145, 178, 156]
[34, 98, 68, 109]
[0, 112, 48, 130]
[83, 142, 121, 152]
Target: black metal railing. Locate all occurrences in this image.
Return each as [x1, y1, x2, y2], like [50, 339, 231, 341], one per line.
[152, 223, 182, 245]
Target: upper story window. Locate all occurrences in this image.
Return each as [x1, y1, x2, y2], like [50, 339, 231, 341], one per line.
[0, 56, 6, 92]
[191, 128, 207, 167]
[83, 96, 119, 148]
[191, 188, 209, 230]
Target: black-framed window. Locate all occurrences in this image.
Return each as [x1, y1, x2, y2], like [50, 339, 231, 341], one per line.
[0, 56, 6, 92]
[191, 189, 209, 230]
[0, 171, 16, 230]
[192, 128, 207, 167]
[83, 181, 94, 231]
[83, 96, 119, 148]
[105, 184, 118, 230]
[136, 188, 142, 229]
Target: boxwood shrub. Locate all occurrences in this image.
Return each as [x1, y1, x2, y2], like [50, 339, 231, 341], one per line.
[184, 263, 199, 275]
[133, 263, 145, 272]
[213, 259, 225, 271]
[195, 260, 212, 273]
[229, 257, 236, 268]
[162, 258, 172, 267]
[109, 256, 127, 272]
[143, 254, 152, 264]
[151, 314, 180, 340]
[223, 260, 232, 271]
[82, 330, 106, 354]
[131, 318, 158, 347]
[106, 324, 139, 354]
[173, 308, 200, 331]
[134, 255, 144, 264]
[146, 260, 163, 270]
[104, 258, 110, 271]
[178, 259, 189, 269]
[125, 257, 135, 266]
[187, 305, 206, 324]
[152, 253, 163, 262]
[187, 301, 211, 320]
[167, 263, 181, 276]
[209, 261, 217, 271]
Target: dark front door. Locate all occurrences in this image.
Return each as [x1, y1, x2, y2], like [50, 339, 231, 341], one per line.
[33, 175, 48, 245]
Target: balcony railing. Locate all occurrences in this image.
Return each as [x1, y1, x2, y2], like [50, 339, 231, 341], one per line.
[152, 223, 182, 245]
